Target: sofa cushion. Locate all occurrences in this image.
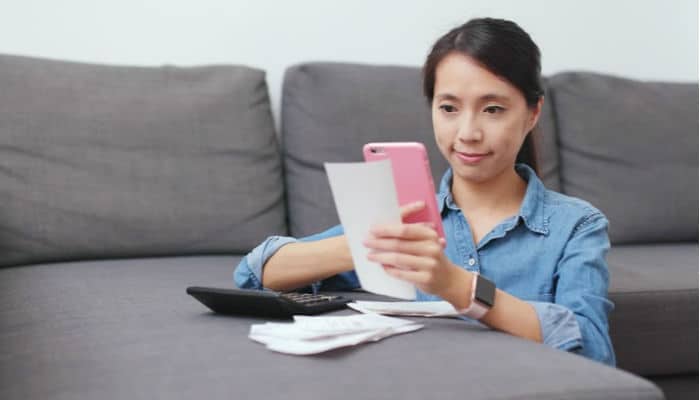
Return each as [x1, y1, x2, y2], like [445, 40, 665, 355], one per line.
[608, 243, 698, 376]
[649, 374, 699, 400]
[0, 54, 285, 267]
[281, 62, 560, 237]
[0, 257, 663, 400]
[548, 72, 698, 244]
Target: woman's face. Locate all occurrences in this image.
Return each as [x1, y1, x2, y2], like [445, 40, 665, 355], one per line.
[431, 52, 542, 184]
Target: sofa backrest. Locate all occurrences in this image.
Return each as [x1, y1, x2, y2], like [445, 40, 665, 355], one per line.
[547, 73, 698, 244]
[0, 54, 286, 267]
[281, 62, 560, 238]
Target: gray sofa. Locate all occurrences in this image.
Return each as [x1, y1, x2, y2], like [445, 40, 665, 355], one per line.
[0, 54, 696, 400]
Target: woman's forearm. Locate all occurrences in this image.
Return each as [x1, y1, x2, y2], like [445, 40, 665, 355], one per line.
[261, 235, 354, 291]
[442, 268, 543, 343]
[479, 289, 543, 343]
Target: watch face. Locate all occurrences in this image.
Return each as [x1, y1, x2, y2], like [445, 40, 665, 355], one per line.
[475, 275, 496, 308]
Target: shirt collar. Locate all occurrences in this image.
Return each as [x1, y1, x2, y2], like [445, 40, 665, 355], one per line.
[437, 163, 549, 235]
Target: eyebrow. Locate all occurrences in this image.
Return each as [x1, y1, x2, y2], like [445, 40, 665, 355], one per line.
[435, 92, 510, 103]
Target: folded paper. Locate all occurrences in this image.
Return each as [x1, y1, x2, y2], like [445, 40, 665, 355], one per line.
[325, 160, 416, 299]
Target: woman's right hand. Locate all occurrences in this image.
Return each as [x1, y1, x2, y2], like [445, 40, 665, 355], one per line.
[337, 202, 445, 273]
[399, 201, 446, 248]
[363, 200, 453, 295]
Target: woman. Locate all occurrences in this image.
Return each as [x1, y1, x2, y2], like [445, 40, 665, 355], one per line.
[234, 18, 615, 366]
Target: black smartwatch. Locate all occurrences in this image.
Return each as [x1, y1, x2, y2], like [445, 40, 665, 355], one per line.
[459, 272, 496, 319]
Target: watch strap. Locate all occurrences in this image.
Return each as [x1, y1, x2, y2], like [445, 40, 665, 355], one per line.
[459, 272, 493, 320]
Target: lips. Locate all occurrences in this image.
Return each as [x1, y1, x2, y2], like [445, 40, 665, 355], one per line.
[454, 150, 491, 164]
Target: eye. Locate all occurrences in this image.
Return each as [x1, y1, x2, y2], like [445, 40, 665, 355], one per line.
[439, 104, 457, 113]
[484, 105, 505, 114]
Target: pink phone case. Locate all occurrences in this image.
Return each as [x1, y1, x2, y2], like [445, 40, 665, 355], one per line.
[363, 142, 445, 239]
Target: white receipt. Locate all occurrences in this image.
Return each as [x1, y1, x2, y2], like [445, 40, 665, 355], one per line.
[324, 160, 416, 300]
[347, 300, 461, 318]
[250, 313, 415, 341]
[293, 313, 414, 331]
[249, 313, 424, 355]
[259, 325, 422, 355]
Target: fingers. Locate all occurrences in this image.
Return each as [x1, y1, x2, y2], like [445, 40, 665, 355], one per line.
[400, 201, 425, 219]
[363, 237, 443, 258]
[366, 251, 438, 271]
[369, 221, 438, 241]
[382, 265, 431, 285]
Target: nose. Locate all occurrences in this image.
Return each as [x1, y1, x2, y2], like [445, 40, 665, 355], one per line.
[456, 116, 483, 143]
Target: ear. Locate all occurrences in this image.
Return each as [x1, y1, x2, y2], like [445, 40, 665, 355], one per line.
[526, 97, 544, 133]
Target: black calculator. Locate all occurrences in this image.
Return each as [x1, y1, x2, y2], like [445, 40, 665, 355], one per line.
[186, 286, 352, 319]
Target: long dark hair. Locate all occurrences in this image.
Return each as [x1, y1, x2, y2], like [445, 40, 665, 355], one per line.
[422, 18, 544, 174]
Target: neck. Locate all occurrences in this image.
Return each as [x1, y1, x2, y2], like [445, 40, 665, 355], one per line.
[451, 165, 527, 215]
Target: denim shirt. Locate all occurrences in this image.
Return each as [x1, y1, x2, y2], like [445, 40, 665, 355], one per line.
[234, 164, 616, 366]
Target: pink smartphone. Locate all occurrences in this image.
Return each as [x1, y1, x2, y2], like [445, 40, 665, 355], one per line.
[363, 142, 445, 239]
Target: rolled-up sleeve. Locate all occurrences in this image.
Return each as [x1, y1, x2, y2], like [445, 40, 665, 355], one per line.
[528, 301, 583, 351]
[233, 224, 349, 291]
[234, 236, 299, 290]
[530, 212, 616, 366]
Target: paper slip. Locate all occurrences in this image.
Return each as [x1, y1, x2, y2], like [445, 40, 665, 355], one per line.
[249, 313, 423, 355]
[348, 300, 461, 318]
[325, 160, 416, 300]
[257, 325, 422, 355]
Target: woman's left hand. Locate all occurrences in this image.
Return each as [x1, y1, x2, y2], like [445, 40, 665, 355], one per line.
[362, 211, 461, 297]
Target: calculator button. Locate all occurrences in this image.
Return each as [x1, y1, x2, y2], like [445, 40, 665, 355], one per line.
[281, 293, 345, 308]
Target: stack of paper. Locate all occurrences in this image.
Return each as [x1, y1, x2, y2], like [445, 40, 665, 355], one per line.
[348, 300, 461, 317]
[249, 313, 423, 355]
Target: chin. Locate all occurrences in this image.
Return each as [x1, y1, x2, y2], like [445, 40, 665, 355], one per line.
[452, 168, 493, 184]
[449, 162, 493, 184]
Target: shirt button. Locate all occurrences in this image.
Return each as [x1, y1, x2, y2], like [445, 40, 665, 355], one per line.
[468, 258, 476, 266]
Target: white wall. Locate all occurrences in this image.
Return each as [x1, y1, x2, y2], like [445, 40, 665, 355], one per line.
[1, 0, 697, 125]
